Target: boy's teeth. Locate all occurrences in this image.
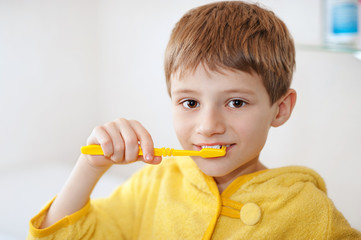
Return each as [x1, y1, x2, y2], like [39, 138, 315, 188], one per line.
[201, 144, 230, 149]
[202, 145, 222, 149]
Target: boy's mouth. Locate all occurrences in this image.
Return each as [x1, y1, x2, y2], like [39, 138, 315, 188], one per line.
[201, 144, 231, 149]
[195, 143, 235, 151]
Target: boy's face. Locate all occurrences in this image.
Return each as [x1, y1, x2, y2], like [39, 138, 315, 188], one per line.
[171, 64, 279, 179]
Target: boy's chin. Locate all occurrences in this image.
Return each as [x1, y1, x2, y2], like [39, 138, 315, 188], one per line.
[191, 156, 231, 177]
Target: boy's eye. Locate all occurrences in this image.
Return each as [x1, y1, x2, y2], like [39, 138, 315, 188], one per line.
[228, 99, 246, 108]
[182, 100, 200, 109]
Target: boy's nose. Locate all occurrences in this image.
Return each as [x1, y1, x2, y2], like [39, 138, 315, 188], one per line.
[196, 107, 225, 137]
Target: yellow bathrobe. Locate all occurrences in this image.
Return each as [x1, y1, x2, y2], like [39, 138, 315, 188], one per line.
[28, 157, 361, 240]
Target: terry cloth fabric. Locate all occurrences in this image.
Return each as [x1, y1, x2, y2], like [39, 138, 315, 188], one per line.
[28, 157, 361, 240]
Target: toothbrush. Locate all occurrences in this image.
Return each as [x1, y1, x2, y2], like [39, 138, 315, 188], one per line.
[81, 145, 226, 158]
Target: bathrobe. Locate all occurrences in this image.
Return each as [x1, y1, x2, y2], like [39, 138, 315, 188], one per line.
[28, 157, 361, 239]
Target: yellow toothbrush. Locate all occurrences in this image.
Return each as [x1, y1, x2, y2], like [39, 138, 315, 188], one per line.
[81, 145, 226, 158]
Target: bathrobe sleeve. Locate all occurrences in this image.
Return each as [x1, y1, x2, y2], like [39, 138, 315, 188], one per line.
[326, 199, 361, 239]
[27, 168, 147, 240]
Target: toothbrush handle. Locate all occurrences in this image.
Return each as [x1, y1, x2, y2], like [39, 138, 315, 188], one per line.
[140, 147, 200, 157]
[81, 145, 104, 155]
[81, 145, 201, 157]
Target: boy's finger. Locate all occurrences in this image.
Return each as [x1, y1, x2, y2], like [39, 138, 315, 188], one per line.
[129, 120, 155, 163]
[137, 155, 162, 165]
[103, 122, 125, 163]
[88, 126, 114, 158]
[151, 156, 162, 165]
[116, 119, 140, 163]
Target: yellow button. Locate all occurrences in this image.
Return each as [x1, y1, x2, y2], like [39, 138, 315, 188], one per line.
[240, 202, 262, 225]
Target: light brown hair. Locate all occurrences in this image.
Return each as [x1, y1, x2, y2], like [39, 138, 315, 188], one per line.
[164, 1, 295, 104]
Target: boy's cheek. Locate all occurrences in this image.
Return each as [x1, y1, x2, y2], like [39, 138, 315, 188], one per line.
[172, 109, 190, 126]
[172, 115, 193, 144]
[173, 119, 190, 137]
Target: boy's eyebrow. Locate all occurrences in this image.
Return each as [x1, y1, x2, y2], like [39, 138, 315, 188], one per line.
[222, 89, 255, 95]
[171, 89, 199, 95]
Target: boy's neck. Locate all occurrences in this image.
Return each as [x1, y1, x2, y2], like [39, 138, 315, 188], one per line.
[214, 158, 267, 194]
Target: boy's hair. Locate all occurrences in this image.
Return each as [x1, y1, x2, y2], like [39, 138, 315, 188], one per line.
[164, 1, 295, 104]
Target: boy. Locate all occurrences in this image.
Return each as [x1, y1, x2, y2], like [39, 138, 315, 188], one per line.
[28, 1, 361, 239]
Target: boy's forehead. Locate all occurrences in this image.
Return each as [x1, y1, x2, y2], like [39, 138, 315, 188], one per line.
[171, 64, 233, 81]
[170, 63, 259, 81]
[170, 64, 263, 96]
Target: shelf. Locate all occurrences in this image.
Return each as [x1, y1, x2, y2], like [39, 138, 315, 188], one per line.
[296, 44, 361, 60]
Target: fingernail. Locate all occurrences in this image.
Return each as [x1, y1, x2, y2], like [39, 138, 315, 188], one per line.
[153, 156, 162, 164]
[145, 154, 153, 162]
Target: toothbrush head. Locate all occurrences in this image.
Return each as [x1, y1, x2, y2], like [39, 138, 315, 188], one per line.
[199, 146, 226, 158]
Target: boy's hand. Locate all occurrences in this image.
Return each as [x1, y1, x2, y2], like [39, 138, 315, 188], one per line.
[40, 118, 161, 229]
[84, 118, 162, 168]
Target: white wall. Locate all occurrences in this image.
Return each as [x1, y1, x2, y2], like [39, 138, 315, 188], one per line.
[0, 1, 101, 238]
[0, 0, 100, 169]
[0, 0, 360, 238]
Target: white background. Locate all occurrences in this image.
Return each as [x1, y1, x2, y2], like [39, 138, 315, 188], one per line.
[0, 0, 360, 239]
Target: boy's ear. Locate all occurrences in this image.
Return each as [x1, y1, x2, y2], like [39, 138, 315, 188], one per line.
[271, 89, 297, 127]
